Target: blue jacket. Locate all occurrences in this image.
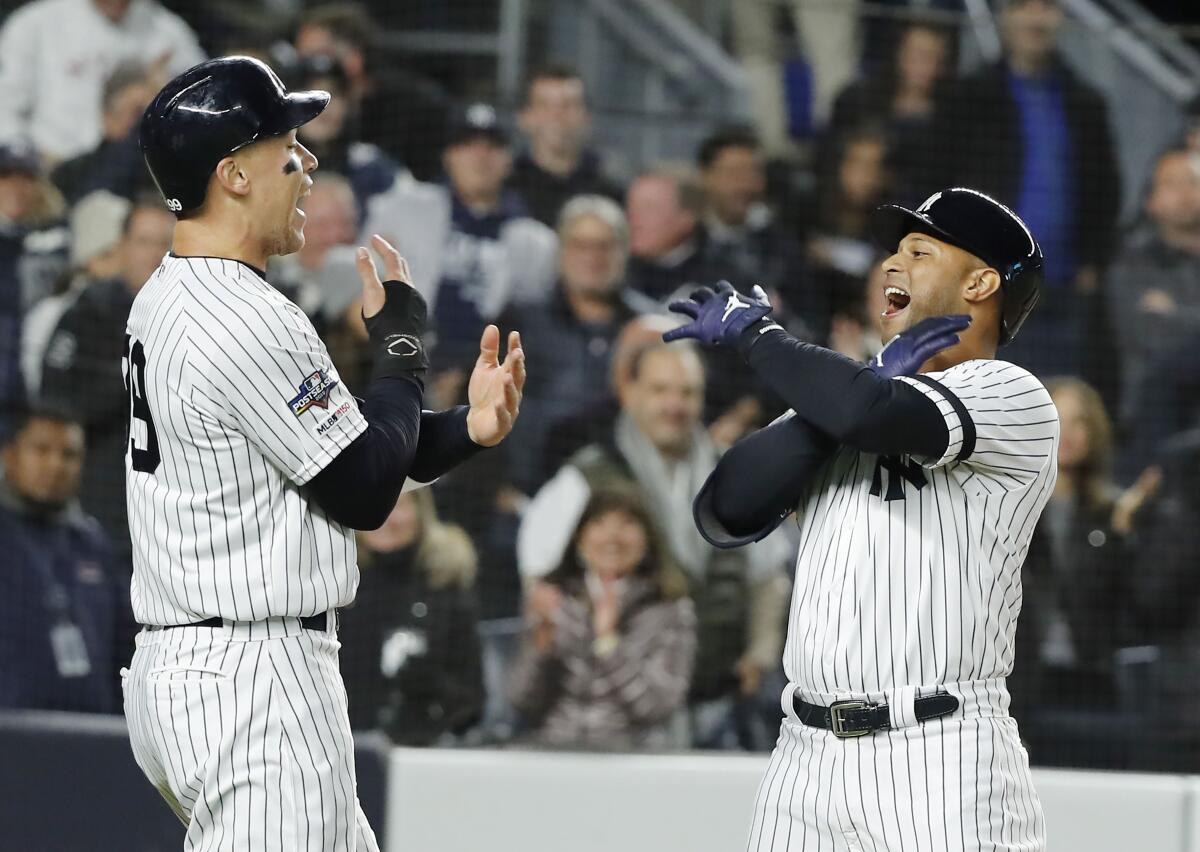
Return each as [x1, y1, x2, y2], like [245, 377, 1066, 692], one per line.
[0, 483, 133, 713]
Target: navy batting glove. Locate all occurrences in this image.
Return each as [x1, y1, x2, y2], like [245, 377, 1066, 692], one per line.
[869, 315, 971, 379]
[663, 281, 777, 348]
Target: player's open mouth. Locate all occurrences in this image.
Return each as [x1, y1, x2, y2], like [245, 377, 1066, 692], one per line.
[883, 286, 911, 318]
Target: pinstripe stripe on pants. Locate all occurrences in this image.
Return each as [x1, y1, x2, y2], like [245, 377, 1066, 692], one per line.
[746, 715, 1045, 851]
[122, 620, 378, 851]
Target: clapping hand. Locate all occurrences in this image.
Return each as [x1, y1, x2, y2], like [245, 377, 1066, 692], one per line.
[465, 326, 525, 447]
[869, 315, 970, 379]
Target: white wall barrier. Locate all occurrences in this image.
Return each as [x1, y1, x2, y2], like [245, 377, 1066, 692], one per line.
[385, 748, 1198, 852]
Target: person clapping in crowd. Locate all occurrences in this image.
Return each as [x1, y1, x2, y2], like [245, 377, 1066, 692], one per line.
[509, 487, 696, 750]
[338, 490, 485, 746]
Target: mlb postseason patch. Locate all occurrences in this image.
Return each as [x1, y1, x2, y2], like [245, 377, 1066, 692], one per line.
[288, 370, 338, 417]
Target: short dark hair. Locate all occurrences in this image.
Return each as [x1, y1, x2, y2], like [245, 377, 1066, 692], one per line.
[102, 61, 148, 113]
[298, 3, 376, 54]
[123, 194, 171, 234]
[6, 401, 82, 445]
[522, 62, 585, 107]
[696, 125, 761, 170]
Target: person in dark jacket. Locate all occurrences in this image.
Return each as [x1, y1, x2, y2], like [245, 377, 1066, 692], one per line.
[294, 3, 452, 182]
[825, 18, 955, 204]
[0, 405, 133, 713]
[1015, 378, 1140, 769]
[339, 488, 485, 745]
[498, 194, 646, 495]
[1127, 429, 1200, 772]
[507, 64, 624, 228]
[0, 143, 69, 442]
[934, 0, 1121, 383]
[39, 198, 174, 551]
[50, 62, 157, 205]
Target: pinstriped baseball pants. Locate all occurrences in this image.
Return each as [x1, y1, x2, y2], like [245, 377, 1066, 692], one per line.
[122, 619, 379, 851]
[746, 715, 1045, 851]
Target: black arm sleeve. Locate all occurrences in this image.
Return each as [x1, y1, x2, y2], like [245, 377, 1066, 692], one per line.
[409, 406, 484, 484]
[738, 325, 950, 459]
[306, 376, 423, 530]
[694, 412, 838, 548]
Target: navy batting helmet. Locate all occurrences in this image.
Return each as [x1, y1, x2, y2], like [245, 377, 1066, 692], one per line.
[140, 56, 330, 217]
[870, 188, 1043, 344]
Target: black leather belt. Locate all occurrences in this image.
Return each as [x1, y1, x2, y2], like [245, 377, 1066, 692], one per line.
[794, 692, 960, 738]
[146, 612, 331, 632]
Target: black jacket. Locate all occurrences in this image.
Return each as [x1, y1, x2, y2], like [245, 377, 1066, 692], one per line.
[338, 545, 484, 744]
[40, 278, 135, 551]
[506, 150, 624, 228]
[935, 59, 1121, 273]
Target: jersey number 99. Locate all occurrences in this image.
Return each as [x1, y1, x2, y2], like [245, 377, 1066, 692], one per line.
[123, 334, 161, 474]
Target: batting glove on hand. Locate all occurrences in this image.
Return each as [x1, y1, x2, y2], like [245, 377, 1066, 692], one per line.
[663, 281, 777, 348]
[869, 315, 970, 379]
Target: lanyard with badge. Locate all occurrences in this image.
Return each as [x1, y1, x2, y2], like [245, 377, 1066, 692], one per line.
[18, 524, 92, 678]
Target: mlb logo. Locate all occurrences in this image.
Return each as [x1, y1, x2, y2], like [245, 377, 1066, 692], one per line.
[288, 370, 337, 416]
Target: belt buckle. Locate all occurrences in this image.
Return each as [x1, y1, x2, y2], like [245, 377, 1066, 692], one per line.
[829, 700, 871, 738]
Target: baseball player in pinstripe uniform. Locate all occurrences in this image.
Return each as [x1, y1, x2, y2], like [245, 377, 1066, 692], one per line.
[120, 57, 525, 850]
[666, 188, 1057, 851]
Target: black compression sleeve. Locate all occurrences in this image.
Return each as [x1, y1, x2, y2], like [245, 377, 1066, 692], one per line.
[708, 413, 837, 538]
[737, 325, 950, 459]
[410, 406, 484, 484]
[306, 376, 423, 530]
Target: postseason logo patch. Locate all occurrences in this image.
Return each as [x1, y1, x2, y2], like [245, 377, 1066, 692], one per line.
[288, 370, 339, 417]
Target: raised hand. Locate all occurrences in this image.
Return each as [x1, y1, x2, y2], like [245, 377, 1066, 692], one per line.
[465, 326, 525, 447]
[663, 280, 777, 348]
[356, 233, 413, 319]
[869, 315, 970, 379]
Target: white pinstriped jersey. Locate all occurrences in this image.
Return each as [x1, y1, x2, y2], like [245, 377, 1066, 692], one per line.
[123, 254, 368, 625]
[782, 358, 1059, 697]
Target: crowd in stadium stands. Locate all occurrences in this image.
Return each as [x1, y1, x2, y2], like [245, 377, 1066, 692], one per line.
[2, 0, 1200, 772]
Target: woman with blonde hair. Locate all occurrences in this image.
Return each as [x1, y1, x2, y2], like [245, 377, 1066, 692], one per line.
[510, 486, 696, 750]
[1016, 377, 1153, 769]
[338, 488, 484, 745]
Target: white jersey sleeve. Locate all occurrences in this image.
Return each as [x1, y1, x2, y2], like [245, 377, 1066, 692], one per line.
[896, 359, 1058, 490]
[186, 281, 367, 486]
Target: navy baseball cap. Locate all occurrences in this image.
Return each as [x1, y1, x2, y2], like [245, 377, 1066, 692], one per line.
[446, 102, 508, 147]
[0, 143, 40, 175]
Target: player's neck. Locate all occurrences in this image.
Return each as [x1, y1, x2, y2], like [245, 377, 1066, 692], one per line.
[172, 219, 271, 273]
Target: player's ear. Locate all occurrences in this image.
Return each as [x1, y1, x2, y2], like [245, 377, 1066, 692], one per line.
[963, 267, 1002, 305]
[212, 155, 251, 199]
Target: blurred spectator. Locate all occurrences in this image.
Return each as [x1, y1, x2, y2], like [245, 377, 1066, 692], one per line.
[339, 489, 484, 745]
[936, 0, 1120, 380]
[0, 0, 203, 164]
[363, 102, 557, 374]
[21, 190, 131, 399]
[507, 64, 624, 228]
[1128, 429, 1200, 772]
[624, 164, 729, 305]
[1107, 146, 1200, 427]
[1016, 378, 1139, 768]
[0, 143, 69, 441]
[271, 173, 361, 339]
[802, 125, 892, 322]
[825, 258, 887, 364]
[0, 404, 132, 713]
[695, 126, 817, 338]
[499, 195, 649, 494]
[50, 61, 156, 204]
[295, 2, 451, 181]
[292, 54, 405, 221]
[40, 197, 174, 551]
[510, 486, 696, 750]
[826, 19, 954, 202]
[518, 341, 789, 750]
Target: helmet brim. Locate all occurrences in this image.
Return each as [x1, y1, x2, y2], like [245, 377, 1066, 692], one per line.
[277, 89, 331, 134]
[870, 204, 990, 266]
